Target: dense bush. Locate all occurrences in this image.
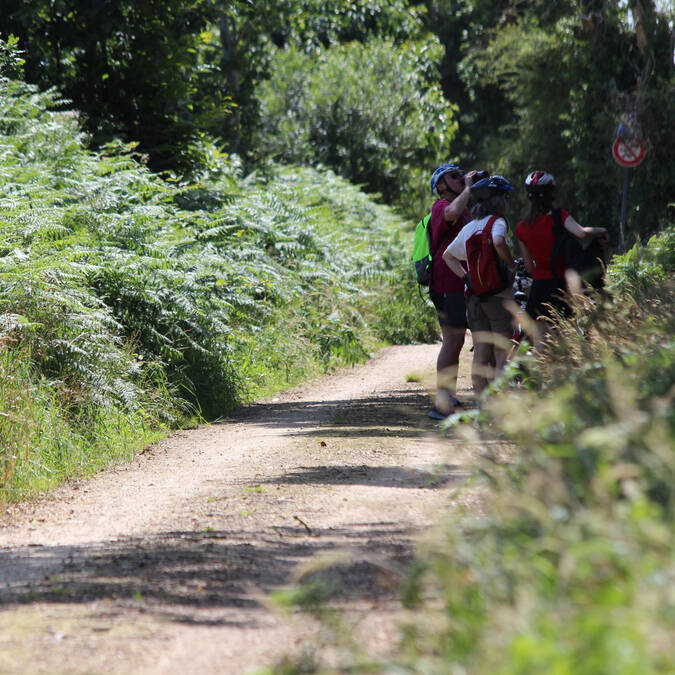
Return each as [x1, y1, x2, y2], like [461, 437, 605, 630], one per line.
[257, 38, 455, 218]
[607, 225, 675, 295]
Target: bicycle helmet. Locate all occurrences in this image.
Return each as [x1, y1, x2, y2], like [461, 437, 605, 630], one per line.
[525, 171, 556, 194]
[470, 174, 514, 202]
[430, 164, 462, 196]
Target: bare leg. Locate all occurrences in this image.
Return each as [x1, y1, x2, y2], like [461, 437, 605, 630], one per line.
[493, 343, 509, 375]
[471, 339, 493, 394]
[435, 325, 465, 413]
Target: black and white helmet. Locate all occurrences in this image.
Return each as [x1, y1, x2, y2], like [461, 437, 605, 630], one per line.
[525, 171, 556, 194]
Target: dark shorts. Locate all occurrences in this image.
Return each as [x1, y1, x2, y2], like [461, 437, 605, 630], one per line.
[526, 279, 570, 320]
[429, 290, 467, 329]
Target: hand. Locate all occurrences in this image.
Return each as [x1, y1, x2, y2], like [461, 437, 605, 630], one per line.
[597, 229, 609, 246]
[463, 170, 478, 188]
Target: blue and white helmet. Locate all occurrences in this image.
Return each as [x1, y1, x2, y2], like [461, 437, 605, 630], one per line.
[430, 164, 462, 196]
[470, 174, 514, 201]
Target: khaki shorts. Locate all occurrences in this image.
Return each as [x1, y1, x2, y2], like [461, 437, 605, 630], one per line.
[466, 293, 513, 339]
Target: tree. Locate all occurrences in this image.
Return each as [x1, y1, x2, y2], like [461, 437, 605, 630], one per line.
[442, 0, 675, 240]
[257, 38, 456, 216]
[0, 0, 432, 172]
[0, 0, 232, 171]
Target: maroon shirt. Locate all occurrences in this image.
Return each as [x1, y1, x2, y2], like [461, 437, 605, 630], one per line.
[429, 199, 470, 293]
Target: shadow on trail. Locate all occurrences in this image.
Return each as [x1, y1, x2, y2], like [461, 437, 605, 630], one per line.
[264, 464, 467, 489]
[232, 390, 441, 437]
[0, 522, 414, 627]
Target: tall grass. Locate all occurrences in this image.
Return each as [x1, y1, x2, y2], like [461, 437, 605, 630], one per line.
[0, 61, 437, 498]
[266, 226, 675, 673]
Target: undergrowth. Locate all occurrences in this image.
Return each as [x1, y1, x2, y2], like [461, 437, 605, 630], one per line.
[265, 225, 675, 673]
[0, 68, 437, 499]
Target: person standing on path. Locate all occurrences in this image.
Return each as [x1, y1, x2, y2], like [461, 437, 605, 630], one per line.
[515, 171, 609, 350]
[427, 164, 479, 419]
[442, 175, 517, 394]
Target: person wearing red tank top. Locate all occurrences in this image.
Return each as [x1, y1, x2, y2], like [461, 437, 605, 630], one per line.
[515, 171, 608, 349]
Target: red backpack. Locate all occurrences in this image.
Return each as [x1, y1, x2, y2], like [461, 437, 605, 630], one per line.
[465, 215, 509, 297]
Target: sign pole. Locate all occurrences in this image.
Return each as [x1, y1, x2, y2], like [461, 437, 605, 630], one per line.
[612, 128, 646, 254]
[619, 167, 629, 254]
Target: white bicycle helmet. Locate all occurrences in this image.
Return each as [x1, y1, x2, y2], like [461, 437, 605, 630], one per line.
[525, 171, 556, 193]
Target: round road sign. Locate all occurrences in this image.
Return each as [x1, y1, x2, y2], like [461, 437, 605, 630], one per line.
[612, 136, 646, 167]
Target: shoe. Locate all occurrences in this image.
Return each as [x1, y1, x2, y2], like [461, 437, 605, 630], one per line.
[429, 394, 464, 420]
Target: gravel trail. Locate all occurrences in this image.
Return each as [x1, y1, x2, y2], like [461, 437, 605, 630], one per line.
[0, 342, 477, 674]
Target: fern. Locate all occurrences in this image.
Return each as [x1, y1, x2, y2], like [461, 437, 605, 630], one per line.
[0, 52, 431, 495]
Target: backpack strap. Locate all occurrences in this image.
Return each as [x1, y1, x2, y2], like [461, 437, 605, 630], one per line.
[484, 214, 508, 294]
[484, 214, 499, 237]
[418, 212, 433, 297]
[424, 211, 433, 257]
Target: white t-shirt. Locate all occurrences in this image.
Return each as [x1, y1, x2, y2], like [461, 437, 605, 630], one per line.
[444, 215, 511, 298]
[444, 215, 508, 262]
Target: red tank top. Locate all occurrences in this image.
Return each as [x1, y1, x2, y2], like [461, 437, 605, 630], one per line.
[515, 210, 570, 280]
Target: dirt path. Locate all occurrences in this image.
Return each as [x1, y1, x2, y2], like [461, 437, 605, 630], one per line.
[0, 341, 478, 674]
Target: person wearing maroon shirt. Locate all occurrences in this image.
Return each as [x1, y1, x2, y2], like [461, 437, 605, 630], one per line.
[515, 171, 608, 348]
[427, 164, 479, 419]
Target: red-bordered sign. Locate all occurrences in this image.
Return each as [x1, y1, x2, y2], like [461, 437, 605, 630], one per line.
[612, 136, 646, 167]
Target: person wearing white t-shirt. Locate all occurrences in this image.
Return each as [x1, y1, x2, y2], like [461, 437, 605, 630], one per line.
[443, 175, 517, 394]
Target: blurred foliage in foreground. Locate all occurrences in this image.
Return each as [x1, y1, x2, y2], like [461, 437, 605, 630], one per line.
[0, 69, 437, 500]
[266, 224, 675, 673]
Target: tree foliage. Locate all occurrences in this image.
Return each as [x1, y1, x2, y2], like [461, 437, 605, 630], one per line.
[428, 0, 675, 241]
[3, 0, 672, 243]
[0, 0, 428, 173]
[266, 0, 426, 50]
[257, 38, 456, 215]
[0, 0, 223, 171]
